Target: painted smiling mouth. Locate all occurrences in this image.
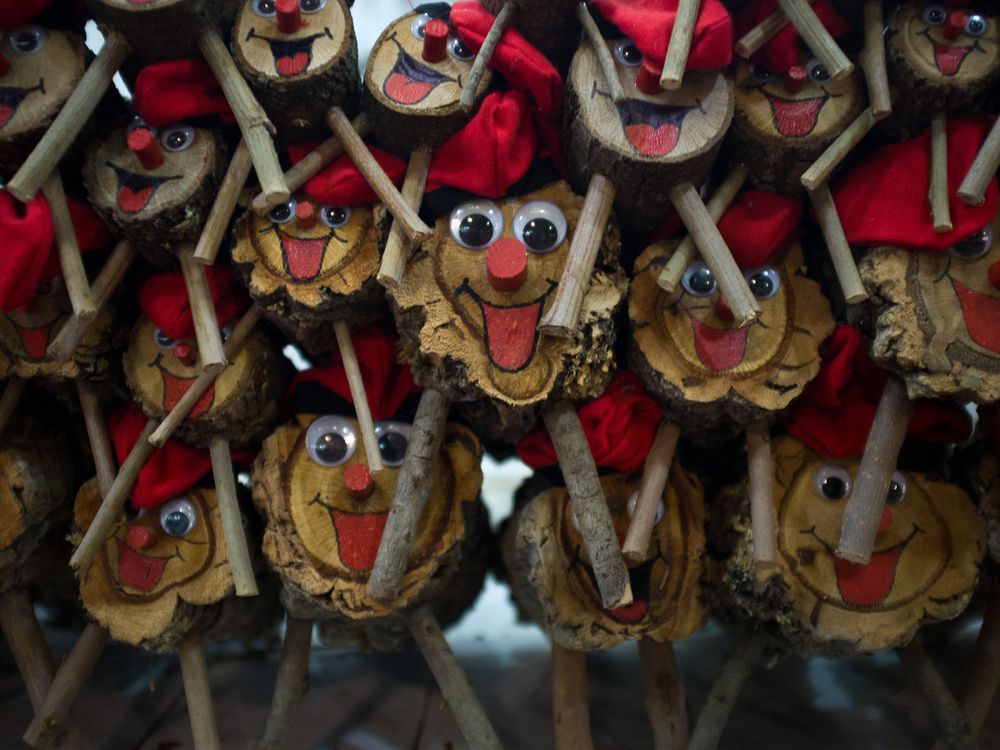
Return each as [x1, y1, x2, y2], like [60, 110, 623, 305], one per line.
[689, 315, 749, 371]
[383, 35, 456, 105]
[455, 279, 556, 372]
[276, 227, 333, 281]
[247, 29, 331, 77]
[765, 93, 827, 138]
[951, 279, 1000, 353]
[158, 366, 215, 417]
[116, 539, 169, 592]
[918, 27, 980, 76]
[616, 99, 696, 156]
[14, 319, 59, 360]
[329, 508, 389, 572]
[108, 162, 180, 214]
[0, 80, 44, 130]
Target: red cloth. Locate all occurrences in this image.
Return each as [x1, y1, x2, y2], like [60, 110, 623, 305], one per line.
[590, 0, 733, 71]
[787, 326, 972, 459]
[833, 115, 999, 252]
[517, 372, 661, 473]
[289, 326, 419, 420]
[137, 266, 249, 340]
[735, 0, 848, 74]
[425, 90, 539, 197]
[287, 146, 406, 206]
[0, 0, 50, 26]
[39, 196, 111, 281]
[717, 189, 802, 268]
[133, 59, 235, 127]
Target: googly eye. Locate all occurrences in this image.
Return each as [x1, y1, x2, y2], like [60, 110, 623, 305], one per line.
[626, 491, 664, 524]
[886, 471, 907, 505]
[127, 118, 157, 137]
[747, 63, 773, 85]
[160, 125, 195, 152]
[219, 324, 233, 343]
[305, 415, 357, 467]
[449, 200, 503, 249]
[269, 199, 297, 225]
[160, 498, 197, 537]
[614, 38, 642, 67]
[320, 205, 352, 229]
[449, 36, 474, 61]
[300, 0, 326, 13]
[681, 261, 717, 297]
[153, 327, 175, 348]
[745, 267, 781, 300]
[512, 201, 567, 254]
[965, 14, 987, 37]
[124, 504, 147, 522]
[374, 421, 411, 467]
[923, 4, 947, 25]
[8, 25, 44, 55]
[410, 13, 431, 40]
[948, 224, 993, 260]
[253, 0, 276, 17]
[814, 465, 852, 501]
[36, 276, 62, 298]
[806, 58, 830, 82]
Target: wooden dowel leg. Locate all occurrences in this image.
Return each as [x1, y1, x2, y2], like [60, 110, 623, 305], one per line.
[836, 376, 912, 564]
[808, 183, 867, 304]
[578, 4, 627, 104]
[74, 379, 116, 494]
[860, 0, 891, 119]
[459, 1, 516, 111]
[40, 172, 96, 323]
[688, 632, 767, 750]
[543, 400, 632, 609]
[403, 605, 502, 750]
[208, 436, 258, 597]
[622, 420, 680, 561]
[551, 641, 592, 750]
[959, 118, 1000, 207]
[960, 590, 1000, 735]
[367, 389, 450, 601]
[258, 617, 313, 750]
[333, 320, 382, 472]
[898, 642, 978, 750]
[178, 632, 221, 750]
[801, 108, 877, 191]
[735, 0, 816, 59]
[746, 424, 777, 570]
[667, 182, 760, 327]
[639, 638, 688, 750]
[194, 140, 253, 264]
[179, 248, 227, 375]
[930, 112, 952, 233]
[0, 590, 57, 710]
[0, 376, 25, 439]
[7, 33, 128, 202]
[538, 174, 616, 338]
[660, 0, 701, 90]
[776, 0, 853, 80]
[377, 147, 433, 290]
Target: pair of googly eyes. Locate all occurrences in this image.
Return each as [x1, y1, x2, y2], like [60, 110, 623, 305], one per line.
[35, 276, 62, 298]
[748, 58, 831, 84]
[253, 0, 327, 17]
[814, 466, 908, 505]
[680, 261, 782, 300]
[269, 200, 352, 229]
[153, 326, 232, 349]
[448, 200, 568, 253]
[410, 14, 474, 61]
[923, 5, 988, 36]
[305, 415, 412, 468]
[127, 119, 196, 153]
[571, 492, 665, 531]
[949, 225, 994, 260]
[7, 25, 44, 55]
[126, 499, 198, 538]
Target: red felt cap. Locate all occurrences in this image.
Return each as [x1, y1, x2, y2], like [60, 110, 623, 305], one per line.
[735, 0, 849, 74]
[0, 0, 50, 27]
[287, 145, 406, 206]
[590, 0, 733, 72]
[517, 371, 661, 474]
[787, 325, 972, 459]
[133, 59, 235, 128]
[833, 115, 999, 252]
[137, 266, 249, 341]
[717, 189, 803, 268]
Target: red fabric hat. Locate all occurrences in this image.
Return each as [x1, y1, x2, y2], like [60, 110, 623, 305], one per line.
[787, 325, 972, 459]
[718, 189, 803, 269]
[833, 115, 999, 252]
[286, 146, 406, 206]
[289, 325, 420, 419]
[517, 371, 661, 474]
[589, 0, 733, 71]
[0, 0, 50, 26]
[133, 59, 235, 128]
[137, 266, 249, 341]
[735, 0, 849, 74]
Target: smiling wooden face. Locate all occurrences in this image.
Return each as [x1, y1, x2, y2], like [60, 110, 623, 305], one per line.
[889, 3, 998, 84]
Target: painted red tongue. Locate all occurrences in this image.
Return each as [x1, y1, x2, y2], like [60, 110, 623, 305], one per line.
[385, 72, 434, 104]
[0, 105, 13, 129]
[281, 236, 326, 280]
[624, 123, 679, 156]
[117, 541, 167, 592]
[276, 52, 309, 77]
[952, 281, 1000, 353]
[332, 510, 389, 571]
[162, 372, 215, 417]
[117, 185, 155, 214]
[482, 300, 541, 371]
[690, 317, 749, 371]
[609, 599, 648, 623]
[834, 544, 905, 606]
[934, 44, 969, 76]
[17, 326, 50, 360]
[769, 96, 824, 138]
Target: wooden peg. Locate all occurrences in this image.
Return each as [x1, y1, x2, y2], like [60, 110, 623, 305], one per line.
[460, 1, 517, 112]
[577, 3, 626, 105]
[333, 321, 383, 473]
[538, 174, 616, 338]
[178, 632, 221, 750]
[179, 249, 227, 375]
[622, 420, 680, 562]
[0, 589, 57, 712]
[40, 172, 97, 323]
[377, 147, 433, 289]
[367, 389, 451, 601]
[898, 642, 978, 750]
[930, 112, 952, 233]
[836, 376, 913, 564]
[807, 183, 867, 303]
[959, 119, 1000, 207]
[860, 0, 891, 119]
[734, 0, 815, 59]
[746, 424, 777, 570]
[776, 0, 853, 81]
[209, 437, 258, 597]
[75, 379, 116, 494]
[551, 641, 592, 750]
[639, 639, 688, 750]
[800, 108, 877, 192]
[258, 617, 313, 750]
[0, 377, 25, 439]
[7, 32, 129, 202]
[660, 0, 701, 90]
[195, 140, 252, 265]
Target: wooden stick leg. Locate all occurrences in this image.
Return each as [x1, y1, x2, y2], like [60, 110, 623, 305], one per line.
[836, 376, 912, 564]
[660, 0, 701, 89]
[195, 140, 253, 264]
[460, 1, 516, 111]
[959, 118, 1000, 207]
[178, 632, 221, 750]
[776, 0, 853, 80]
[258, 617, 313, 750]
[735, 0, 815, 58]
[578, 4, 627, 104]
[74, 379, 116, 494]
[860, 0, 891, 119]
[333, 320, 382, 472]
[688, 632, 767, 750]
[898, 642, 978, 750]
[367, 389, 450, 601]
[746, 424, 777, 570]
[551, 641, 592, 750]
[40, 172, 96, 322]
[954, 588, 1000, 738]
[0, 377, 25, 439]
[543, 400, 632, 609]
[622, 420, 680, 561]
[801, 108, 877, 192]
[209, 436, 258, 597]
[538, 174, 616, 338]
[930, 112, 952, 233]
[403, 605, 502, 750]
[808, 184, 868, 304]
[639, 639, 688, 750]
[179, 248, 227, 374]
[377, 147, 433, 290]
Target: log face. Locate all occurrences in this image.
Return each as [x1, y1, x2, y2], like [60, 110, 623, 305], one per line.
[390, 180, 625, 409]
[88, 0, 235, 61]
[850, 210, 1000, 403]
[253, 415, 483, 620]
[629, 240, 834, 428]
[503, 469, 706, 652]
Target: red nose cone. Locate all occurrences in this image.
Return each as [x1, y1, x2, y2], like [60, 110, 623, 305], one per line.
[295, 200, 317, 229]
[634, 59, 663, 95]
[485, 238, 528, 291]
[343, 464, 374, 500]
[0, 54, 10, 77]
[276, 0, 302, 34]
[172, 341, 197, 366]
[784, 65, 807, 94]
[422, 19, 449, 63]
[877, 506, 893, 533]
[715, 295, 735, 322]
[127, 525, 156, 550]
[988, 260, 1000, 290]
[943, 11, 967, 40]
[127, 127, 164, 171]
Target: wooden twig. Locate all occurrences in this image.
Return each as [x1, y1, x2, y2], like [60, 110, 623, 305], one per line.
[0, 589, 56, 710]
[959, 119, 1000, 207]
[639, 639, 688, 750]
[179, 248, 226, 375]
[538, 174, 616, 338]
[74, 379, 116, 495]
[860, 0, 891, 119]
[325, 107, 432, 247]
[258, 617, 313, 750]
[807, 184, 867, 303]
[746, 424, 777, 570]
[209, 436, 257, 597]
[40, 172, 96, 323]
[622, 420, 680, 562]
[551, 641, 592, 750]
[7, 32, 129, 202]
[194, 140, 252, 265]
[578, 4, 626, 104]
[801, 108, 877, 191]
[459, 0, 516, 111]
[543, 399, 632, 609]
[367, 389, 450, 601]
[333, 320, 383, 472]
[958, 590, 1000, 736]
[377, 147, 432, 289]
[836, 376, 912, 564]
[735, 0, 816, 58]
[178, 632, 221, 750]
[776, 0, 853, 81]
[403, 605, 503, 750]
[660, 0, 701, 90]
[930, 112, 952, 233]
[0, 377, 25, 439]
[898, 642, 978, 750]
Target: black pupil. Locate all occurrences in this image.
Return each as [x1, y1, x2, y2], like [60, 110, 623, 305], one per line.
[811, 64, 830, 81]
[271, 204, 292, 222]
[887, 480, 904, 504]
[969, 18, 984, 33]
[459, 214, 494, 247]
[166, 131, 188, 149]
[751, 65, 771, 79]
[689, 267, 715, 294]
[259, 0, 275, 12]
[453, 40, 470, 57]
[156, 331, 174, 346]
[929, 9, 945, 23]
[621, 44, 641, 64]
[749, 272, 774, 298]
[301, 0, 319, 9]
[316, 432, 347, 463]
[379, 432, 408, 463]
[522, 218, 558, 251]
[325, 207, 348, 226]
[14, 33, 37, 52]
[125, 505, 141, 521]
[822, 475, 846, 500]
[953, 233, 988, 257]
[163, 511, 189, 535]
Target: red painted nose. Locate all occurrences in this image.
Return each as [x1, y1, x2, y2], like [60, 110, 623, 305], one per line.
[485, 238, 528, 291]
[422, 19, 449, 63]
[127, 127, 164, 170]
[784, 65, 807, 94]
[715, 295, 734, 322]
[127, 525, 156, 550]
[988, 259, 1000, 290]
[0, 54, 10, 77]
[634, 59, 663, 95]
[276, 0, 302, 34]
[943, 11, 968, 40]
[295, 200, 317, 229]
[877, 506, 893, 533]
[172, 341, 197, 366]
[343, 464, 374, 500]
